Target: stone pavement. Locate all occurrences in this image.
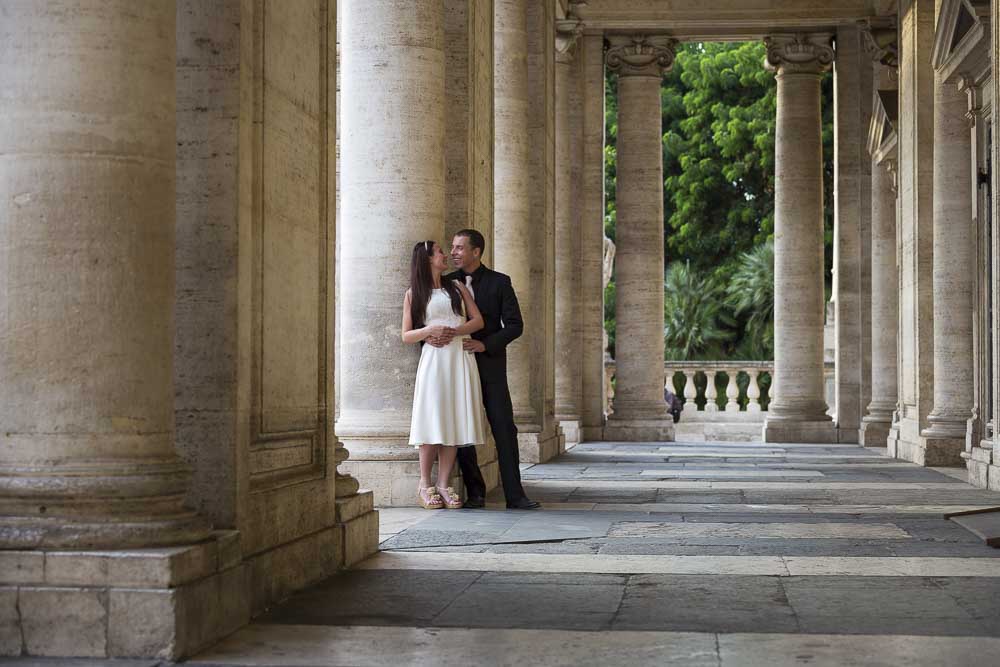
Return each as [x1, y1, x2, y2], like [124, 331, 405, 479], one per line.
[12, 441, 1000, 666]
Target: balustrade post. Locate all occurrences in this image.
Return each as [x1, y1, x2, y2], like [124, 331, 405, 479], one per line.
[683, 371, 697, 412]
[747, 369, 762, 413]
[705, 370, 719, 412]
[725, 370, 741, 412]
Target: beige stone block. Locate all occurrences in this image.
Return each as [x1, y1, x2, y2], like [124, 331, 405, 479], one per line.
[970, 446, 993, 463]
[341, 509, 379, 568]
[19, 587, 107, 657]
[988, 465, 1000, 492]
[44, 541, 218, 588]
[335, 491, 374, 523]
[108, 589, 178, 659]
[0, 588, 20, 656]
[0, 552, 43, 584]
[968, 459, 989, 489]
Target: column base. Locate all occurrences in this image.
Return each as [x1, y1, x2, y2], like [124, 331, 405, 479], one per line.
[915, 434, 966, 466]
[518, 426, 564, 464]
[334, 491, 379, 568]
[0, 531, 250, 660]
[341, 444, 498, 507]
[762, 419, 838, 443]
[859, 419, 891, 447]
[603, 416, 675, 442]
[558, 419, 582, 446]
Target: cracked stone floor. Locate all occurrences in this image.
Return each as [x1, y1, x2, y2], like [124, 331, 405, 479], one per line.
[14, 441, 1000, 666]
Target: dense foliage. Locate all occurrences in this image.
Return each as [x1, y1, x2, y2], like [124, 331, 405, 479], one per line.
[604, 41, 833, 361]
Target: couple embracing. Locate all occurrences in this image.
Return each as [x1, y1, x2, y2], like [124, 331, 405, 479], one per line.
[401, 229, 540, 511]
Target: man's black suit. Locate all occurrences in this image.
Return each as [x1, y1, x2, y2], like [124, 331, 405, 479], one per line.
[448, 264, 528, 503]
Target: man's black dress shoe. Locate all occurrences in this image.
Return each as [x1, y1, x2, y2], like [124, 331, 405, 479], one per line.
[506, 497, 541, 510]
[464, 496, 485, 509]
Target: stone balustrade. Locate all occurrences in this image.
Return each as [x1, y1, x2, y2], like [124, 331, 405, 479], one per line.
[605, 361, 773, 414]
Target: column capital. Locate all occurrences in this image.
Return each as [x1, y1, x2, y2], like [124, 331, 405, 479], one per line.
[606, 35, 676, 77]
[556, 16, 584, 63]
[764, 33, 834, 75]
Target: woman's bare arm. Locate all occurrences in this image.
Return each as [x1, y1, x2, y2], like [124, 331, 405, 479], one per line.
[402, 289, 454, 343]
[453, 283, 484, 335]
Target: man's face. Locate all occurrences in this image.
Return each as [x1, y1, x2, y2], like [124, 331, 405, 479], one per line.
[451, 235, 480, 270]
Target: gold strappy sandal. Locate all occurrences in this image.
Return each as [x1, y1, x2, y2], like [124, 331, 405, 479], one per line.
[418, 486, 444, 509]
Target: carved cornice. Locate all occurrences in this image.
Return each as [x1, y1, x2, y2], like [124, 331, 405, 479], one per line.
[605, 35, 676, 77]
[859, 20, 899, 70]
[764, 33, 834, 75]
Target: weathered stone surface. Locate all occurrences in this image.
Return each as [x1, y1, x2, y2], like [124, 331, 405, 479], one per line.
[19, 588, 107, 657]
[0, 588, 21, 656]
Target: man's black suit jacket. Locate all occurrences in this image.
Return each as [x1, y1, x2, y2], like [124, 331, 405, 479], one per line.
[446, 264, 523, 382]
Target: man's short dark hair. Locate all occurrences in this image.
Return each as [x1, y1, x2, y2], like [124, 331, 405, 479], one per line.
[456, 228, 485, 256]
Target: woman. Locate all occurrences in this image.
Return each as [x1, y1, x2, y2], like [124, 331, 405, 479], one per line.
[402, 240, 487, 509]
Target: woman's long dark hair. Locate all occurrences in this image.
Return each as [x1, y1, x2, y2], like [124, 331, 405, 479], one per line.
[410, 240, 464, 329]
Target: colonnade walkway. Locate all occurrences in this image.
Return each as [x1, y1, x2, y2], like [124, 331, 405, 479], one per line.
[193, 441, 1000, 666]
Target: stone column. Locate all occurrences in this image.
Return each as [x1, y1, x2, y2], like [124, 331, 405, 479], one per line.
[603, 36, 676, 442]
[580, 33, 608, 441]
[832, 24, 874, 444]
[443, 0, 500, 494]
[494, 0, 534, 427]
[919, 68, 975, 464]
[337, 0, 446, 505]
[554, 14, 584, 444]
[0, 1, 210, 549]
[496, 0, 562, 461]
[762, 33, 838, 444]
[862, 154, 900, 445]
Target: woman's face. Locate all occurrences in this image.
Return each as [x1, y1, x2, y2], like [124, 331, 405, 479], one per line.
[429, 243, 449, 272]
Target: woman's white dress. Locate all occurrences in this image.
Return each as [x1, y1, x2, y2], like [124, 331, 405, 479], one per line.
[409, 287, 488, 447]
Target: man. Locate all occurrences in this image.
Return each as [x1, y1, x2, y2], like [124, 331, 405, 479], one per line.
[425, 229, 540, 510]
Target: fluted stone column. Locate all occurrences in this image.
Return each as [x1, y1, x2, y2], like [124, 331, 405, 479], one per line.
[554, 15, 583, 444]
[919, 69, 975, 464]
[0, 1, 210, 549]
[603, 36, 676, 442]
[861, 155, 899, 445]
[763, 33, 838, 444]
[337, 0, 446, 505]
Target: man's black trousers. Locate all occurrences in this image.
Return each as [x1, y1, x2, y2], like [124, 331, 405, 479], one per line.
[456, 380, 526, 503]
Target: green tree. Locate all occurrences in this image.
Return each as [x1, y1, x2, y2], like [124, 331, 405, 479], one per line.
[663, 262, 732, 360]
[725, 240, 775, 359]
[662, 41, 777, 280]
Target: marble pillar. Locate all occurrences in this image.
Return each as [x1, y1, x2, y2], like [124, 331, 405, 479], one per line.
[0, 2, 256, 658]
[762, 33, 839, 444]
[444, 0, 500, 494]
[337, 0, 447, 504]
[890, 0, 936, 464]
[496, 0, 562, 462]
[919, 68, 975, 464]
[0, 0, 210, 550]
[603, 36, 676, 442]
[862, 154, 900, 446]
[580, 33, 607, 441]
[832, 24, 874, 444]
[554, 16, 584, 445]
[494, 0, 535, 429]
